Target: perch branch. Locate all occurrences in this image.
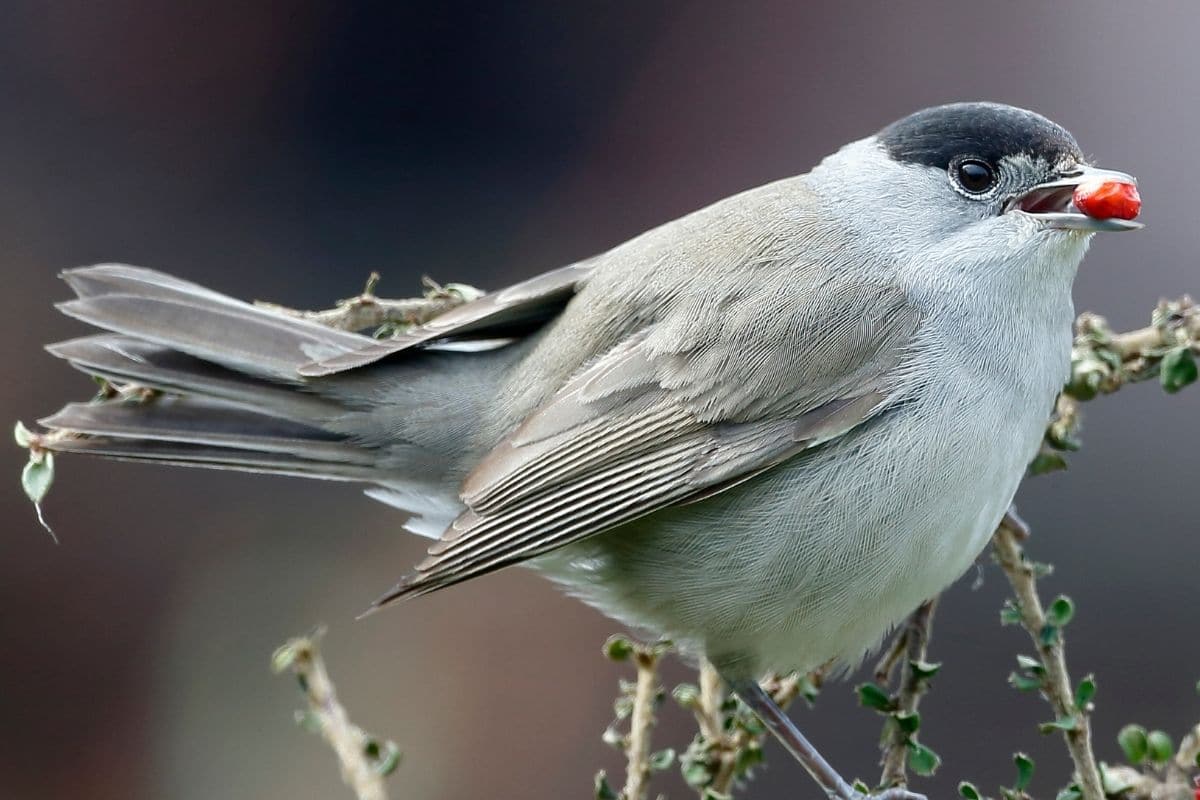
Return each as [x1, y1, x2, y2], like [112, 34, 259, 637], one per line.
[271, 629, 400, 800]
[877, 599, 939, 788]
[254, 273, 482, 333]
[622, 644, 664, 800]
[992, 515, 1103, 800]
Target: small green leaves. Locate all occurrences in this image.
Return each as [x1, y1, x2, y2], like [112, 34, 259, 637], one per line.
[1073, 676, 1096, 711]
[1045, 595, 1075, 627]
[1013, 752, 1035, 792]
[1009, 655, 1045, 692]
[603, 635, 634, 662]
[1161, 346, 1198, 393]
[593, 770, 618, 800]
[1038, 715, 1079, 735]
[1145, 729, 1174, 764]
[907, 740, 941, 776]
[857, 682, 895, 712]
[1117, 724, 1148, 764]
[680, 739, 713, 788]
[909, 660, 941, 680]
[1029, 450, 1068, 475]
[14, 420, 34, 447]
[601, 725, 624, 750]
[22, 453, 55, 506]
[648, 747, 675, 771]
[958, 781, 982, 800]
[294, 709, 321, 733]
[894, 711, 921, 735]
[733, 742, 764, 776]
[363, 738, 402, 776]
[1000, 600, 1023, 626]
[1055, 783, 1083, 800]
[15, 422, 57, 540]
[672, 682, 700, 710]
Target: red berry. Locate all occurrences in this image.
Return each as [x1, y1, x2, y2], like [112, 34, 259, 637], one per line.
[1073, 180, 1141, 221]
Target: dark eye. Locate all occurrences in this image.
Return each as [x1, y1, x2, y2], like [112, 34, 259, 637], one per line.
[954, 159, 995, 194]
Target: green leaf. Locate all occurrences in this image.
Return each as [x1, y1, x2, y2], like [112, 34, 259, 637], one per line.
[293, 709, 321, 733]
[857, 682, 895, 712]
[22, 452, 54, 504]
[1074, 676, 1096, 710]
[1161, 346, 1198, 393]
[601, 725, 624, 749]
[1117, 724, 1148, 764]
[13, 420, 33, 448]
[733, 743, 764, 776]
[1013, 752, 1035, 791]
[603, 635, 634, 661]
[682, 759, 712, 787]
[894, 711, 921, 734]
[907, 741, 941, 776]
[672, 683, 700, 709]
[1146, 729, 1174, 763]
[363, 739, 402, 775]
[1038, 623, 1060, 647]
[738, 713, 765, 736]
[1039, 715, 1078, 734]
[593, 770, 618, 800]
[1000, 600, 1023, 626]
[1029, 451, 1068, 475]
[1009, 672, 1043, 692]
[1015, 655, 1045, 674]
[909, 660, 942, 680]
[958, 781, 982, 800]
[798, 672, 823, 704]
[1045, 595, 1075, 627]
[649, 748, 675, 771]
[1055, 784, 1083, 800]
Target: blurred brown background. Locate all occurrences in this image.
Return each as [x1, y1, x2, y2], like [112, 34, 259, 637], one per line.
[2, 2, 1197, 799]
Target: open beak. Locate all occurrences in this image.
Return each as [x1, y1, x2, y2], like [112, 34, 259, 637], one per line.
[1007, 165, 1143, 232]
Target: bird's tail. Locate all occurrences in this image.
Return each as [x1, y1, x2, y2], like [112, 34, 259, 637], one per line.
[36, 265, 469, 534]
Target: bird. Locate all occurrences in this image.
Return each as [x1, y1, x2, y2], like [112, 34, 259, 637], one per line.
[34, 102, 1142, 800]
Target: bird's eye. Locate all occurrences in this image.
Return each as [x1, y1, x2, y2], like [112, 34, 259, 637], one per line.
[954, 159, 995, 194]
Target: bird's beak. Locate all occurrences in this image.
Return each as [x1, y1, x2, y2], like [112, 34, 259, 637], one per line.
[1007, 165, 1143, 231]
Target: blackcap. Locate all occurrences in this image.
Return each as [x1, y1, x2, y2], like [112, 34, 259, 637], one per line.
[38, 102, 1142, 800]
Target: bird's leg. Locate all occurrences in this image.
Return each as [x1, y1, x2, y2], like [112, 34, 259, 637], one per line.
[722, 675, 926, 800]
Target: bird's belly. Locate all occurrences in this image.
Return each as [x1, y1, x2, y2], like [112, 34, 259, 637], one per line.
[536, 390, 1046, 676]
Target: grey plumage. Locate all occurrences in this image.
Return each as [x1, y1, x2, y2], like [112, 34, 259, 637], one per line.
[36, 102, 1143, 800]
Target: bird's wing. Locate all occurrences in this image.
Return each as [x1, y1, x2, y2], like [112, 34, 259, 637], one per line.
[376, 271, 923, 603]
[298, 260, 595, 375]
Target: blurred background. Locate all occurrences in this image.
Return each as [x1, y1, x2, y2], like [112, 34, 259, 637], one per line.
[2, 2, 1197, 798]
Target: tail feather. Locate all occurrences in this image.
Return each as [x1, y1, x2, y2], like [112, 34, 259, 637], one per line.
[37, 264, 485, 530]
[47, 334, 342, 423]
[44, 435, 383, 482]
[57, 264, 373, 379]
[40, 399, 365, 460]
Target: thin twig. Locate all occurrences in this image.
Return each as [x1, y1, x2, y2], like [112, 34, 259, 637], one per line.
[271, 629, 400, 800]
[878, 599, 938, 788]
[991, 515, 1103, 800]
[254, 274, 483, 333]
[622, 646, 663, 800]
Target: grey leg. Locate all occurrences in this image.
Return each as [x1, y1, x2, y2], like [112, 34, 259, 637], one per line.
[723, 675, 926, 800]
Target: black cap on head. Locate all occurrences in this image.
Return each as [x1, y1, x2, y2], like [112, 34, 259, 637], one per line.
[878, 102, 1083, 171]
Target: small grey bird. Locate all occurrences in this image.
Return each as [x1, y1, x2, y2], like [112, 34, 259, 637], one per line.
[37, 102, 1141, 800]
